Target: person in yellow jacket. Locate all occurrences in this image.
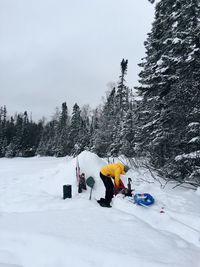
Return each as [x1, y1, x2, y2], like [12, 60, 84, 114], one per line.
[97, 162, 130, 208]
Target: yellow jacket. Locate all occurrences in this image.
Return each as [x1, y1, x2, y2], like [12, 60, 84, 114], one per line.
[100, 162, 125, 187]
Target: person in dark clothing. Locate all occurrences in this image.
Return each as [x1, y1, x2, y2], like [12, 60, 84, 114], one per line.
[98, 162, 129, 208]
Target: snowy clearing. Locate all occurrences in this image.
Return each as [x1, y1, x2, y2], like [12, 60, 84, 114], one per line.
[0, 151, 200, 267]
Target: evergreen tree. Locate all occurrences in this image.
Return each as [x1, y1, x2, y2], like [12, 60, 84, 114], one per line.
[54, 102, 70, 156]
[21, 111, 30, 156]
[68, 103, 87, 155]
[89, 108, 100, 152]
[111, 59, 130, 156]
[116, 59, 129, 118]
[172, 81, 200, 183]
[0, 106, 7, 156]
[0, 107, 4, 157]
[78, 117, 90, 154]
[94, 88, 116, 157]
[120, 109, 136, 157]
[37, 119, 58, 156]
[5, 116, 15, 144]
[136, 0, 200, 183]
[4, 116, 16, 158]
[13, 114, 23, 156]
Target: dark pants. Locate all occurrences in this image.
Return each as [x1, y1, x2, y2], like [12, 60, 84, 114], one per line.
[100, 172, 114, 204]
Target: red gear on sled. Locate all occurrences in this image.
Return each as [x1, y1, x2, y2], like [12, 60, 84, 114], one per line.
[114, 179, 126, 195]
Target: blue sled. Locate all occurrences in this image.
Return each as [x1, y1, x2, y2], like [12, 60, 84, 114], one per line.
[133, 193, 155, 206]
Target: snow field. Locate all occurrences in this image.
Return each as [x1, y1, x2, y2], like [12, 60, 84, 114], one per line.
[0, 151, 200, 267]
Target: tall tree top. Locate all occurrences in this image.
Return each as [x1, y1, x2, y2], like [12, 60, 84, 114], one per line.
[120, 59, 128, 77]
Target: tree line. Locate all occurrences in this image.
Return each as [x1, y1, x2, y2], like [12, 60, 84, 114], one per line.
[0, 0, 200, 187]
[0, 59, 133, 159]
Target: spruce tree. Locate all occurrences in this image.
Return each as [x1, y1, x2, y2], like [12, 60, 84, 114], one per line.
[68, 103, 83, 155]
[89, 108, 100, 152]
[55, 102, 70, 156]
[110, 59, 130, 156]
[116, 59, 129, 118]
[0, 106, 7, 156]
[120, 109, 136, 157]
[37, 120, 58, 156]
[94, 88, 116, 157]
[136, 0, 200, 184]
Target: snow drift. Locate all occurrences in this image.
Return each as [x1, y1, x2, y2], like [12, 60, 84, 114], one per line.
[0, 151, 200, 267]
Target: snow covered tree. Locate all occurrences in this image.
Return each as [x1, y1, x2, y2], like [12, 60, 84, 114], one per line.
[37, 119, 58, 156]
[89, 108, 100, 151]
[116, 59, 129, 119]
[120, 109, 136, 157]
[13, 114, 24, 156]
[136, 0, 200, 184]
[0, 106, 7, 157]
[109, 59, 131, 156]
[68, 103, 81, 155]
[54, 102, 70, 156]
[172, 81, 200, 184]
[94, 88, 117, 157]
[67, 103, 89, 156]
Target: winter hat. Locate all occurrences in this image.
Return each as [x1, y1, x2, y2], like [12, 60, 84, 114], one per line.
[124, 165, 130, 172]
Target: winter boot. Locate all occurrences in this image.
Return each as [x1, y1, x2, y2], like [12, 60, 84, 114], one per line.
[97, 198, 106, 204]
[99, 202, 112, 208]
[99, 198, 112, 208]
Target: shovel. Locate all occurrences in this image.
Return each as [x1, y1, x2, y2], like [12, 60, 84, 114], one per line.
[86, 176, 95, 200]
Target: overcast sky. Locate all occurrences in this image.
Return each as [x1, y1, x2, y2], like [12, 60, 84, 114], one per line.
[0, 0, 155, 121]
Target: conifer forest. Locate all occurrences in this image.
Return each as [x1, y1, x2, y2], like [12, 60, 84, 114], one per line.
[1, 0, 200, 187]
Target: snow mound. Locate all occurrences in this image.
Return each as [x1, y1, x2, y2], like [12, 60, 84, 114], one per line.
[75, 150, 106, 179]
[0, 153, 200, 267]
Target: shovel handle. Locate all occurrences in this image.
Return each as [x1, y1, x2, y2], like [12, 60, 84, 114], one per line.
[89, 186, 93, 200]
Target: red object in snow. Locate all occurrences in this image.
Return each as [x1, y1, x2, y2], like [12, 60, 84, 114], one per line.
[119, 179, 126, 189]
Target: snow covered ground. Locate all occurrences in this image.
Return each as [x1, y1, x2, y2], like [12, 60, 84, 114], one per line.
[0, 151, 200, 267]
